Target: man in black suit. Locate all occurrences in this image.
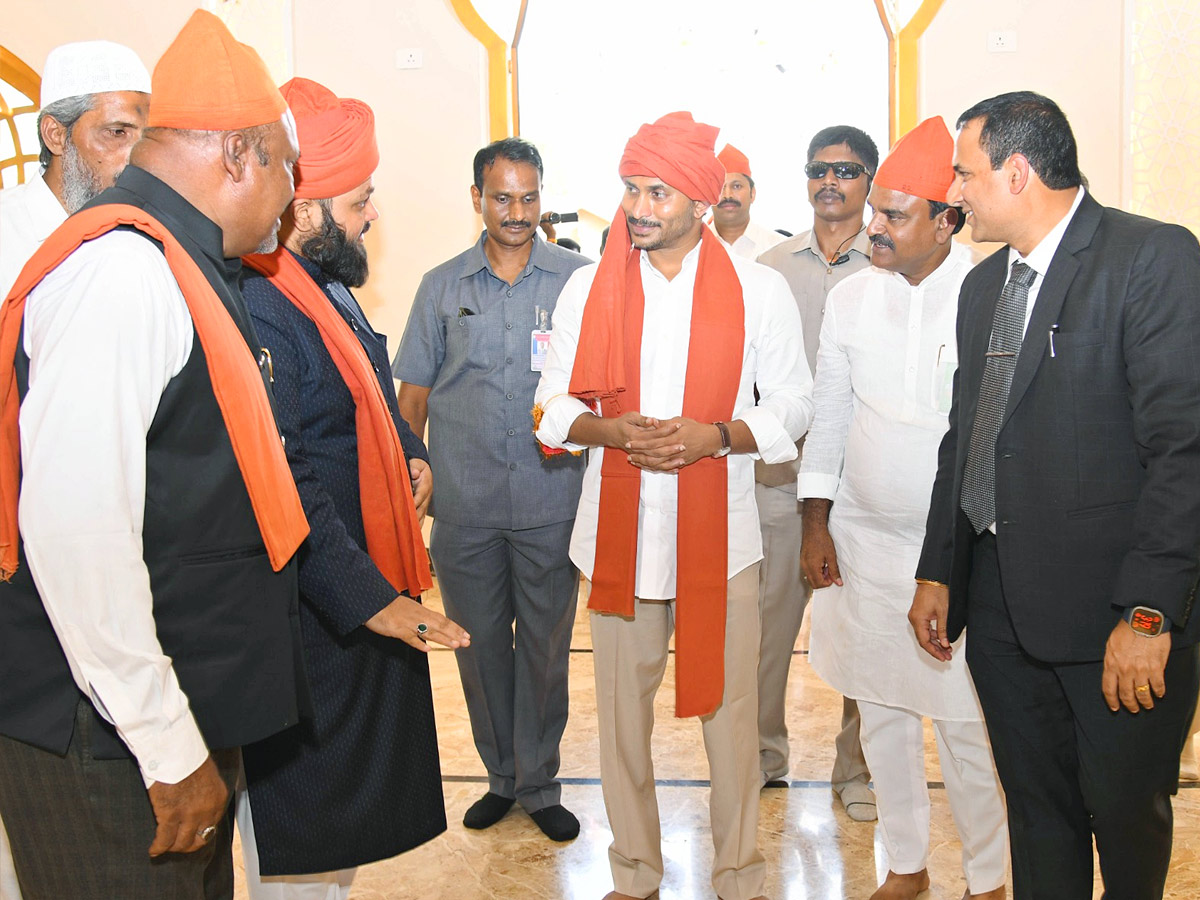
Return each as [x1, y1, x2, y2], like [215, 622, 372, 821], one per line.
[909, 91, 1200, 900]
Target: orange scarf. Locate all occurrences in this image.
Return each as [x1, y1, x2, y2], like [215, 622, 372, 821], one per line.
[242, 248, 432, 598]
[0, 204, 309, 579]
[569, 221, 744, 718]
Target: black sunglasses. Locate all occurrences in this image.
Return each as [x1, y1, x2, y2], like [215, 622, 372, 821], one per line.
[804, 161, 869, 180]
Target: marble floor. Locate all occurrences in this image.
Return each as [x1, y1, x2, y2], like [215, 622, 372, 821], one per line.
[232, 584, 1200, 900]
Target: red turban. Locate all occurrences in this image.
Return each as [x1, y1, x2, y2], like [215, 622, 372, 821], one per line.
[618, 111, 724, 205]
[281, 77, 379, 199]
[874, 116, 955, 204]
[717, 143, 752, 178]
[149, 10, 287, 130]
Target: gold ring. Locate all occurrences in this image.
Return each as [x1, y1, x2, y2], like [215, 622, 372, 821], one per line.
[197, 825, 217, 842]
[1135, 685, 1151, 693]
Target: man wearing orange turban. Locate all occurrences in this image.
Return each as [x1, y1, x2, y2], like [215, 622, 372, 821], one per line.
[710, 142, 785, 259]
[0, 11, 310, 898]
[534, 111, 814, 900]
[799, 117, 1007, 900]
[234, 76, 469, 900]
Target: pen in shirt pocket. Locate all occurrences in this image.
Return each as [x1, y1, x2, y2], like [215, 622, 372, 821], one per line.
[1049, 324, 1059, 358]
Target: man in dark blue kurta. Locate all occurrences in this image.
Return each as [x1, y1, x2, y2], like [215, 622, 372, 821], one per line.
[235, 77, 470, 899]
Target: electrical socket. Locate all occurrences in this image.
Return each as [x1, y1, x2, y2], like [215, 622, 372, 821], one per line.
[396, 48, 423, 69]
[987, 30, 1018, 53]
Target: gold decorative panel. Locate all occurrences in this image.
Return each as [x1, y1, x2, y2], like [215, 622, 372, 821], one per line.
[0, 46, 41, 189]
[1128, 0, 1200, 235]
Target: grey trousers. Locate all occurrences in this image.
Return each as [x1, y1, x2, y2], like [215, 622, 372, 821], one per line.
[0, 700, 239, 900]
[430, 518, 578, 812]
[755, 483, 870, 787]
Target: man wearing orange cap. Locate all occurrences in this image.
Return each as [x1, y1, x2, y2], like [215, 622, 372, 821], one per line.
[232, 76, 469, 900]
[0, 12, 309, 899]
[535, 111, 813, 900]
[709, 143, 785, 259]
[799, 117, 1006, 900]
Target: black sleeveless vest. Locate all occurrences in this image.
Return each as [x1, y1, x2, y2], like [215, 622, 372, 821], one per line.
[0, 167, 306, 759]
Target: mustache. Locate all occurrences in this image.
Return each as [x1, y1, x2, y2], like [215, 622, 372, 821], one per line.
[816, 187, 845, 202]
[626, 216, 661, 229]
[717, 199, 741, 208]
[501, 220, 531, 229]
[869, 233, 895, 251]
[361, 221, 371, 236]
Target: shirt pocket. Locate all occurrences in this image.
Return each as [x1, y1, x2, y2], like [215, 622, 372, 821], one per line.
[929, 343, 958, 415]
[443, 313, 492, 371]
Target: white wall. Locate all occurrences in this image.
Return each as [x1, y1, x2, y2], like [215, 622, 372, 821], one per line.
[919, 0, 1126, 206]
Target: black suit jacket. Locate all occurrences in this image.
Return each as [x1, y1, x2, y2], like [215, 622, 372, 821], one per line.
[917, 192, 1200, 662]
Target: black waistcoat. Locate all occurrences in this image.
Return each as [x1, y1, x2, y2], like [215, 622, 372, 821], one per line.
[0, 167, 307, 759]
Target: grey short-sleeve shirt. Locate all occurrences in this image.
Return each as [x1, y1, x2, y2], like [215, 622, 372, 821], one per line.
[393, 233, 590, 528]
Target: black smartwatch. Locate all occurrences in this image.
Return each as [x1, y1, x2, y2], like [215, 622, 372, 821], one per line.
[1122, 605, 1171, 637]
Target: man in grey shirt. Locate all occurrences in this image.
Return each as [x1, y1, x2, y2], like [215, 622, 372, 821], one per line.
[393, 138, 589, 842]
[754, 125, 879, 820]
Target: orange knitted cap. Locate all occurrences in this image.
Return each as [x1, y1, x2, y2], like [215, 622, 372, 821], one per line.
[148, 10, 287, 130]
[717, 143, 751, 178]
[874, 116, 955, 203]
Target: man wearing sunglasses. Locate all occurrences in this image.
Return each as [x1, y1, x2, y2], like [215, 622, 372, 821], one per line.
[754, 125, 878, 821]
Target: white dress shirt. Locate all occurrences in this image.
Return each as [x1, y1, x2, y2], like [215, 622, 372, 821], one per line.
[711, 219, 787, 261]
[0, 173, 67, 297]
[797, 243, 982, 719]
[19, 230, 206, 785]
[535, 240, 813, 599]
[1013, 186, 1086, 336]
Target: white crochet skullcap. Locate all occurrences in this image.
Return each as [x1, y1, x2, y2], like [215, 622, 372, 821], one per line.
[40, 40, 151, 109]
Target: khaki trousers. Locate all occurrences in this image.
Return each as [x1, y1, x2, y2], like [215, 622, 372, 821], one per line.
[591, 564, 765, 900]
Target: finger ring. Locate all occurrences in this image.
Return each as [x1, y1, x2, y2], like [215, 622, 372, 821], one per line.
[1136, 684, 1151, 692]
[416, 623, 428, 637]
[197, 825, 217, 842]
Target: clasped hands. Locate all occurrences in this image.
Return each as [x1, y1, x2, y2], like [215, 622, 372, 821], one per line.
[606, 412, 721, 473]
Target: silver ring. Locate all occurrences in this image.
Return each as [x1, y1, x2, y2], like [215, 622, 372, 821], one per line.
[197, 825, 217, 842]
[416, 622, 428, 637]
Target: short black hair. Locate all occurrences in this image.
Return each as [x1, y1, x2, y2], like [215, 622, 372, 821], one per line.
[807, 125, 879, 175]
[473, 137, 543, 191]
[956, 91, 1082, 190]
[928, 199, 950, 219]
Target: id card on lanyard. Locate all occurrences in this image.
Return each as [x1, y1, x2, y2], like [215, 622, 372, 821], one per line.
[531, 304, 552, 372]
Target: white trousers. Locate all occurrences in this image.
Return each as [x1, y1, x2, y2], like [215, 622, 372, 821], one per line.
[235, 787, 356, 900]
[0, 814, 20, 900]
[857, 700, 1008, 893]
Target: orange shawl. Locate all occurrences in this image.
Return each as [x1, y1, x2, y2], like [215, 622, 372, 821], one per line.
[242, 248, 432, 598]
[0, 204, 309, 579]
[569, 221, 744, 718]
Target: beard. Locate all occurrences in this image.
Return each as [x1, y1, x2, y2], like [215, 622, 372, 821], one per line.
[254, 232, 280, 254]
[300, 209, 369, 287]
[60, 140, 110, 214]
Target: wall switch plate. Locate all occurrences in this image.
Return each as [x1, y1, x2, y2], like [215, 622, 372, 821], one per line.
[396, 48, 423, 69]
[987, 30, 1018, 52]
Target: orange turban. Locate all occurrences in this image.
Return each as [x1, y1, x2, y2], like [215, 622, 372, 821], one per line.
[619, 111, 724, 205]
[873, 116, 955, 204]
[281, 77, 379, 200]
[148, 10, 287, 130]
[717, 143, 752, 178]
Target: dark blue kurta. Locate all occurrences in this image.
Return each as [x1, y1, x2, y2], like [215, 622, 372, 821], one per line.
[239, 251, 444, 875]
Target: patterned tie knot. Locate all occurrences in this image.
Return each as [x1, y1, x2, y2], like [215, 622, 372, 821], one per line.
[1009, 260, 1037, 289]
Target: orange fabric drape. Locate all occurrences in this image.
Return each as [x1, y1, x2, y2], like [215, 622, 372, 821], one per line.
[0, 204, 309, 579]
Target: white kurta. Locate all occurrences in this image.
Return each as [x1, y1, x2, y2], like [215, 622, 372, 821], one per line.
[534, 241, 814, 598]
[798, 242, 981, 720]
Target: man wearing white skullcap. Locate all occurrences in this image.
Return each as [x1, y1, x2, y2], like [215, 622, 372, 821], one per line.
[0, 40, 151, 295]
[0, 39, 148, 900]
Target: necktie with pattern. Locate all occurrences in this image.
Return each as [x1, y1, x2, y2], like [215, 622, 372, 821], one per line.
[961, 260, 1039, 533]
